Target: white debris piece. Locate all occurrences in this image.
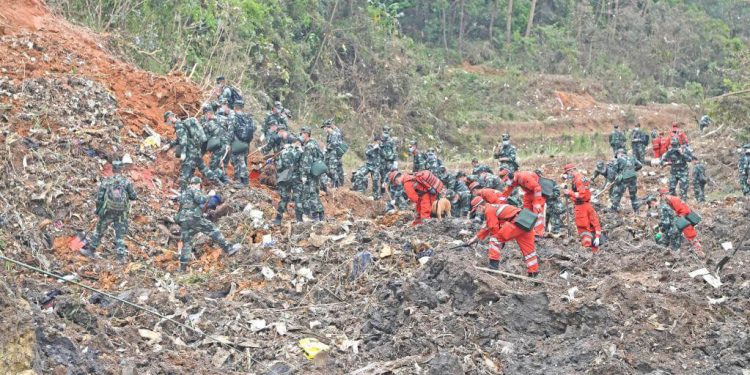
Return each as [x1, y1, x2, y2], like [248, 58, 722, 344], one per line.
[261, 266, 276, 280]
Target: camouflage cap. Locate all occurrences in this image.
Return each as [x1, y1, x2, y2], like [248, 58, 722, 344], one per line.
[300, 126, 311, 135]
[322, 118, 334, 128]
[202, 104, 214, 114]
[466, 174, 478, 182]
[216, 76, 226, 83]
[671, 137, 680, 146]
[163, 111, 175, 122]
[596, 160, 605, 169]
[471, 158, 479, 163]
[455, 171, 466, 178]
[616, 148, 626, 155]
[233, 100, 245, 108]
[427, 147, 435, 153]
[502, 133, 510, 141]
[383, 125, 391, 131]
[410, 140, 417, 146]
[273, 101, 283, 109]
[190, 176, 202, 185]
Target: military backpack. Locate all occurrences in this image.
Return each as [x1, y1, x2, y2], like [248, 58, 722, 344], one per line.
[100, 179, 129, 215]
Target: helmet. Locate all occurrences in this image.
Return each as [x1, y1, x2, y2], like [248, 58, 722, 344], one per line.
[616, 148, 626, 155]
[273, 101, 283, 110]
[671, 138, 680, 147]
[563, 163, 576, 173]
[470, 196, 484, 212]
[657, 187, 669, 195]
[163, 111, 174, 122]
[202, 105, 214, 114]
[190, 176, 202, 185]
[502, 133, 510, 141]
[322, 118, 334, 128]
[233, 100, 245, 108]
[112, 160, 123, 171]
[497, 165, 511, 177]
[410, 140, 417, 146]
[300, 126, 311, 135]
[383, 125, 391, 131]
[216, 76, 226, 84]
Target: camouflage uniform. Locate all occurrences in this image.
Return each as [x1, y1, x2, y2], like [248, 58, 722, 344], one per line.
[409, 142, 428, 172]
[592, 159, 617, 203]
[229, 106, 255, 184]
[175, 180, 233, 267]
[477, 173, 503, 190]
[261, 130, 294, 155]
[425, 149, 444, 175]
[546, 184, 564, 235]
[692, 162, 707, 202]
[609, 126, 627, 156]
[202, 113, 230, 181]
[739, 146, 750, 196]
[660, 142, 695, 200]
[631, 126, 650, 164]
[175, 118, 218, 190]
[493, 135, 518, 172]
[351, 165, 369, 192]
[698, 115, 711, 132]
[262, 104, 288, 141]
[610, 151, 642, 212]
[658, 200, 682, 250]
[323, 122, 346, 187]
[472, 163, 492, 175]
[274, 144, 304, 223]
[364, 143, 382, 199]
[379, 134, 397, 191]
[449, 176, 472, 218]
[299, 133, 325, 219]
[385, 171, 410, 211]
[86, 170, 137, 260]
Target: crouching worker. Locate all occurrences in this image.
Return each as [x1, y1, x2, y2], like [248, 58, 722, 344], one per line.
[175, 176, 241, 271]
[467, 197, 540, 277]
[561, 164, 602, 252]
[396, 170, 444, 225]
[645, 187, 703, 256]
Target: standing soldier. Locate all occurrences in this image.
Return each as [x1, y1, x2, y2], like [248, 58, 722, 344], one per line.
[630, 123, 649, 164]
[364, 138, 383, 200]
[80, 160, 137, 263]
[660, 138, 695, 200]
[299, 127, 326, 221]
[609, 123, 626, 157]
[610, 149, 642, 213]
[213, 76, 243, 108]
[273, 139, 303, 224]
[692, 160, 708, 203]
[535, 169, 564, 238]
[164, 111, 222, 190]
[322, 119, 347, 188]
[592, 159, 617, 205]
[408, 140, 428, 172]
[425, 147, 444, 175]
[229, 100, 255, 185]
[493, 133, 519, 172]
[379, 130, 398, 193]
[202, 105, 231, 184]
[739, 144, 750, 196]
[698, 115, 711, 132]
[175, 176, 241, 271]
[262, 101, 289, 141]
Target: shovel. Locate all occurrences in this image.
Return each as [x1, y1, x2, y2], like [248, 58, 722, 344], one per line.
[716, 232, 749, 274]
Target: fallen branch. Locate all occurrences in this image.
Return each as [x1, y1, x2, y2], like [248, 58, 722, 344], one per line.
[474, 266, 556, 285]
[705, 89, 750, 101]
[350, 354, 432, 375]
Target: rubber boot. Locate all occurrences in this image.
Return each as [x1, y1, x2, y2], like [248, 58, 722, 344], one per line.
[179, 262, 188, 272]
[488, 259, 500, 270]
[318, 212, 325, 221]
[273, 212, 283, 226]
[295, 211, 303, 223]
[527, 271, 539, 278]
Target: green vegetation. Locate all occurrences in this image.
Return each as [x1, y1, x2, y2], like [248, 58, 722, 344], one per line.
[48, 0, 750, 153]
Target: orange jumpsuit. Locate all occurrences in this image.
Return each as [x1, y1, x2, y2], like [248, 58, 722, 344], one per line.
[671, 127, 689, 145]
[664, 195, 698, 243]
[566, 173, 602, 252]
[403, 171, 443, 226]
[475, 188, 507, 204]
[652, 135, 664, 158]
[501, 171, 546, 235]
[477, 204, 539, 273]
[659, 137, 671, 156]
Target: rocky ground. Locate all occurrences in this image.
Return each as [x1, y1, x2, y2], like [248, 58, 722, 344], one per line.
[1, 0, 749, 374]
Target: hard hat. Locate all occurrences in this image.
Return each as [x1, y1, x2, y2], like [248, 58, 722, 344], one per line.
[563, 163, 576, 173]
[470, 196, 484, 212]
[190, 176, 202, 185]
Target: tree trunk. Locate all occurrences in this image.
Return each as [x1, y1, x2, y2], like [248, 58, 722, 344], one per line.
[525, 0, 537, 37]
[489, 0, 496, 42]
[506, 0, 513, 44]
[458, 0, 466, 57]
[441, 4, 448, 53]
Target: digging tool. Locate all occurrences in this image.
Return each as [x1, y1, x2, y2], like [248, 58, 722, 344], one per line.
[449, 243, 471, 251]
[474, 266, 555, 285]
[716, 231, 750, 274]
[593, 181, 613, 200]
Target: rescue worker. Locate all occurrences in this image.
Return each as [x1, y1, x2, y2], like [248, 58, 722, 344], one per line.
[322, 119, 347, 188]
[175, 176, 240, 271]
[299, 127, 325, 221]
[229, 100, 255, 185]
[379, 131, 398, 193]
[670, 123, 689, 145]
[652, 130, 669, 159]
[213, 76, 243, 108]
[164, 111, 222, 190]
[698, 115, 711, 132]
[409, 140, 428, 172]
[561, 164, 602, 253]
[493, 134, 518, 172]
[631, 123, 649, 164]
[351, 166, 369, 193]
[449, 171, 472, 217]
[398, 170, 444, 225]
[692, 160, 707, 203]
[610, 148, 642, 213]
[660, 138, 696, 200]
[466, 200, 539, 277]
[364, 137, 383, 200]
[260, 126, 293, 155]
[497, 166, 546, 236]
[425, 147, 444, 175]
[592, 159, 617, 205]
[536, 169, 563, 237]
[647, 187, 703, 256]
[80, 160, 137, 263]
[385, 169, 410, 212]
[201, 104, 230, 183]
[262, 101, 288, 141]
[273, 138, 303, 224]
[739, 144, 750, 196]
[651, 130, 661, 158]
[471, 158, 492, 175]
[609, 123, 627, 157]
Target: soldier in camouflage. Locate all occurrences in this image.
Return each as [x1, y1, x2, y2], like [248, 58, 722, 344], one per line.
[739, 144, 750, 196]
[379, 129, 398, 193]
[213, 76, 243, 108]
[408, 140, 428, 172]
[449, 171, 472, 218]
[592, 159, 617, 203]
[425, 147, 444, 175]
[164, 111, 222, 190]
[273, 138, 304, 224]
[364, 137, 383, 200]
[630, 123, 650, 164]
[261, 126, 294, 155]
[692, 160, 707, 202]
[493, 134, 518, 172]
[698, 115, 711, 132]
[351, 165, 369, 193]
[262, 101, 289, 141]
[660, 138, 695, 200]
[229, 100, 255, 185]
[535, 169, 564, 237]
[609, 123, 627, 157]
[322, 119, 347, 188]
[609, 149, 642, 212]
[471, 158, 492, 175]
[80, 160, 137, 263]
[477, 171, 503, 190]
[201, 105, 231, 183]
[299, 127, 326, 220]
[645, 194, 682, 250]
[175, 176, 240, 271]
[384, 169, 411, 212]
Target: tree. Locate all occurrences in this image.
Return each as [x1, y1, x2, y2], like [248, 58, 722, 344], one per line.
[525, 0, 537, 37]
[506, 0, 513, 44]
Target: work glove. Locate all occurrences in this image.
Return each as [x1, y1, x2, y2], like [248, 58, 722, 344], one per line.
[466, 235, 479, 246]
[428, 188, 437, 196]
[593, 237, 600, 247]
[301, 177, 307, 184]
[266, 158, 274, 165]
[180, 152, 187, 161]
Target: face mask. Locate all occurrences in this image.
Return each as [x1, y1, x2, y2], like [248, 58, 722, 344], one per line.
[408, 146, 414, 153]
[502, 141, 510, 146]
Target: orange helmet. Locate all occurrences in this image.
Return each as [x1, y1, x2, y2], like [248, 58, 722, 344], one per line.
[470, 196, 485, 212]
[387, 170, 402, 184]
[497, 167, 510, 177]
[563, 163, 576, 173]
[468, 181, 479, 192]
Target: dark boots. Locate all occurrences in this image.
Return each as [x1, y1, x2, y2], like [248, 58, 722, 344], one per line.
[273, 213, 283, 226]
[488, 259, 500, 270]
